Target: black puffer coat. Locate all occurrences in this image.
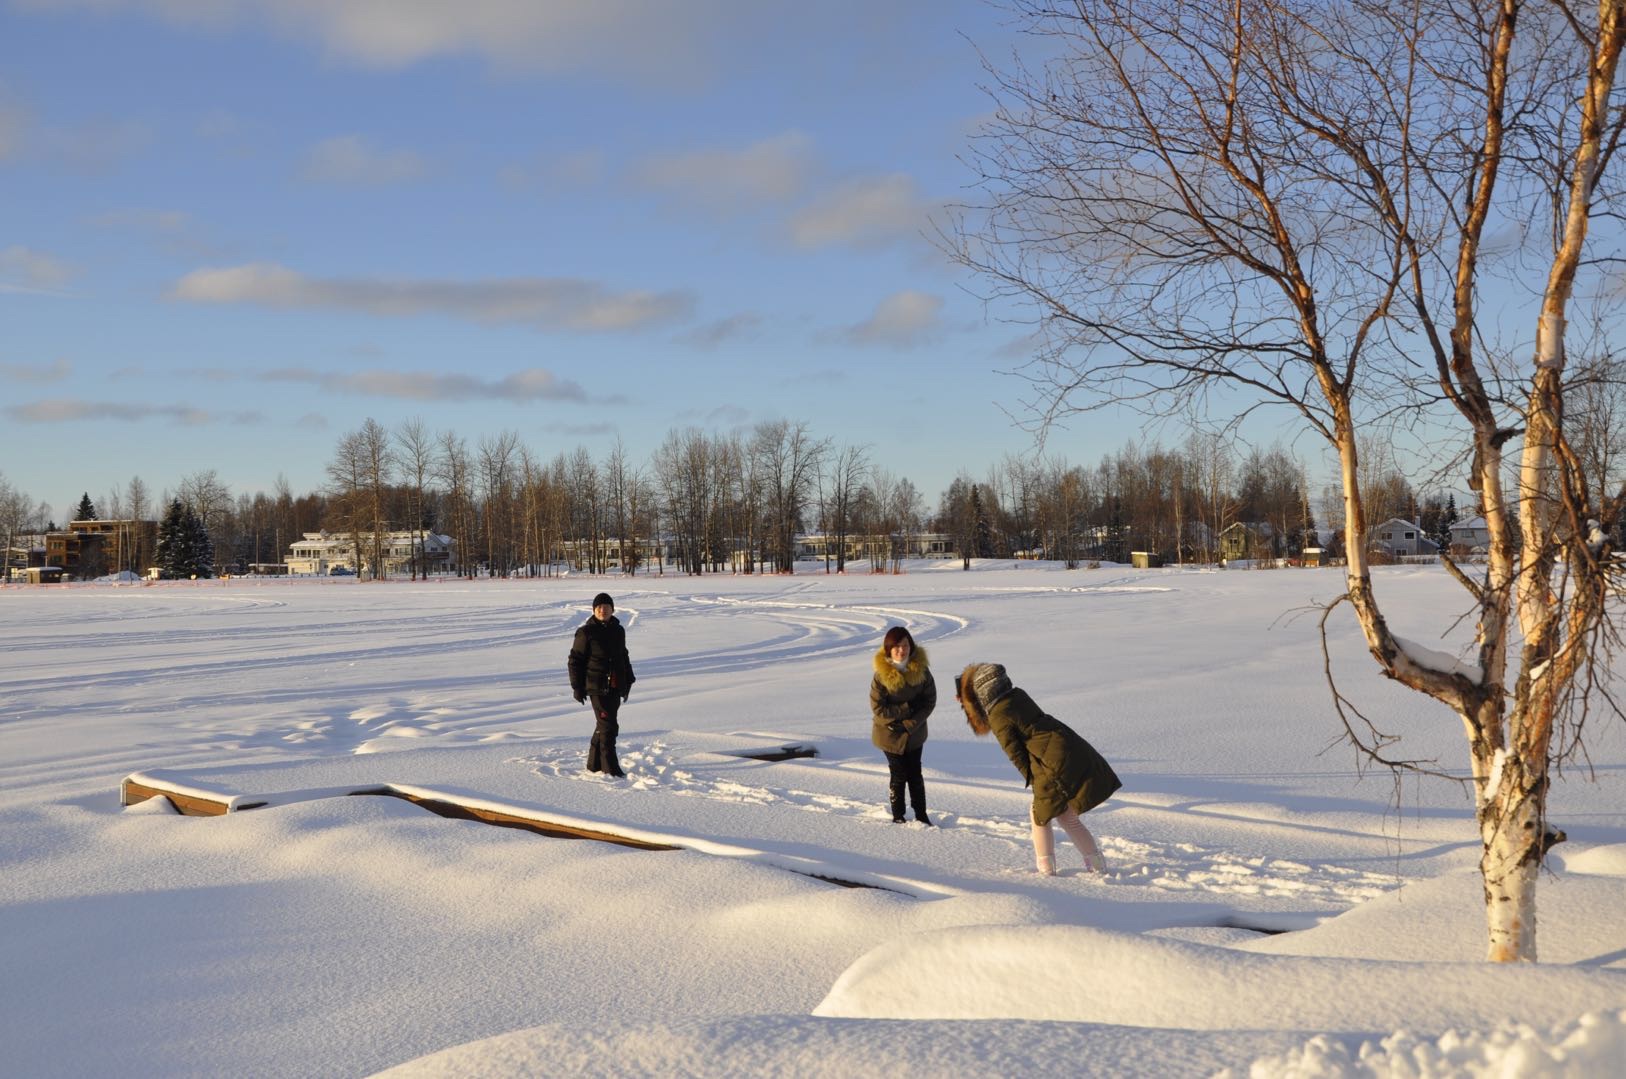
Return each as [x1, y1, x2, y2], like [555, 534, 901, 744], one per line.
[568, 615, 636, 700]
[870, 645, 935, 754]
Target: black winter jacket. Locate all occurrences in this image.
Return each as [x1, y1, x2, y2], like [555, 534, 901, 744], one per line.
[568, 615, 636, 701]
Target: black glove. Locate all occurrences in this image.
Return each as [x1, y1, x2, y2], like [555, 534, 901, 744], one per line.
[574, 692, 585, 704]
[621, 687, 631, 702]
[887, 720, 906, 734]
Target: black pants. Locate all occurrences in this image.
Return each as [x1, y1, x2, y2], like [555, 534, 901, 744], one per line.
[884, 747, 926, 819]
[586, 694, 624, 776]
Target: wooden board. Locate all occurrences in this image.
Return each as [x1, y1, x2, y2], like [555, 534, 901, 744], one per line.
[355, 789, 682, 851]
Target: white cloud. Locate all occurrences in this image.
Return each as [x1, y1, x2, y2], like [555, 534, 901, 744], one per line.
[21, 0, 743, 86]
[677, 313, 765, 348]
[0, 97, 27, 160]
[840, 290, 946, 349]
[169, 262, 695, 332]
[634, 132, 815, 208]
[4, 398, 262, 425]
[301, 134, 425, 185]
[0, 246, 74, 292]
[788, 174, 934, 250]
[540, 420, 618, 437]
[499, 148, 605, 191]
[259, 366, 591, 403]
[0, 80, 149, 169]
[0, 358, 71, 382]
[196, 107, 240, 139]
[90, 208, 223, 258]
[37, 117, 152, 171]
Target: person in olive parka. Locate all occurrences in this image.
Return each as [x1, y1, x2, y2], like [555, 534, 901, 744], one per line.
[568, 592, 636, 777]
[870, 625, 936, 825]
[956, 661, 1120, 874]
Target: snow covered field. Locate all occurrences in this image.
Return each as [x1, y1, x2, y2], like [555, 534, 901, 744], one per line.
[3, 563, 1624, 1077]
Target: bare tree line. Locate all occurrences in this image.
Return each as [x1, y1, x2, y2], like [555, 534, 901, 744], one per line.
[7, 420, 1499, 581]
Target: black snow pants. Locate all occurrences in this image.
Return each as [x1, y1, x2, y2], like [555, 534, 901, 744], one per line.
[884, 747, 926, 822]
[586, 694, 625, 777]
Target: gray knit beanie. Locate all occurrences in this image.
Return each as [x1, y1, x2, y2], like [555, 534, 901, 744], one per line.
[957, 662, 1013, 735]
[971, 663, 1012, 708]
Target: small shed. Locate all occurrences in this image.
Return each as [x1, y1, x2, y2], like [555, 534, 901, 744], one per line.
[13, 566, 64, 584]
[1130, 551, 1163, 569]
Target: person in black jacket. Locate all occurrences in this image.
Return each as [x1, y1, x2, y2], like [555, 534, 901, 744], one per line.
[567, 592, 636, 777]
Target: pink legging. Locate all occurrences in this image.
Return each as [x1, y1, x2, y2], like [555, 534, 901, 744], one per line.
[1032, 806, 1101, 868]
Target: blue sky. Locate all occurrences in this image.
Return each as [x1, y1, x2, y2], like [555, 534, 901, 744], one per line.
[4, 0, 1180, 519]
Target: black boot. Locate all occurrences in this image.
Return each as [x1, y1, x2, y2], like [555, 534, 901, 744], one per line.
[909, 776, 931, 825]
[604, 740, 626, 778]
[889, 782, 906, 823]
[586, 735, 603, 773]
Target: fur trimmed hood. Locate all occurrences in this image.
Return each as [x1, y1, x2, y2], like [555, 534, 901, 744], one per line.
[873, 644, 930, 693]
[957, 662, 1013, 735]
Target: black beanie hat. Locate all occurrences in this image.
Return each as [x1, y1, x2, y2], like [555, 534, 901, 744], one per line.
[592, 592, 614, 609]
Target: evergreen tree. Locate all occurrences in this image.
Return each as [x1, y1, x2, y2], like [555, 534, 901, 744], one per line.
[1433, 494, 1458, 552]
[155, 500, 184, 579]
[187, 502, 215, 577]
[1104, 497, 1129, 563]
[971, 485, 994, 558]
[155, 499, 214, 579]
[1296, 497, 1318, 557]
[73, 493, 97, 521]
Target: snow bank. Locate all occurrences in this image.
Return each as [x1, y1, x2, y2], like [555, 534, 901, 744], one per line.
[1232, 1008, 1626, 1079]
[813, 925, 1626, 1031]
[1242, 867, 1626, 966]
[370, 1015, 1312, 1078]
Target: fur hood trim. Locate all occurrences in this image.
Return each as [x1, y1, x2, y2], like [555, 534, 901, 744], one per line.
[958, 662, 1012, 736]
[872, 645, 930, 692]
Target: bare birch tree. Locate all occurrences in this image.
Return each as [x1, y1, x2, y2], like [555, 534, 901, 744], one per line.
[479, 431, 521, 578]
[435, 431, 476, 577]
[125, 475, 152, 575]
[326, 430, 369, 577]
[656, 428, 712, 574]
[396, 417, 434, 580]
[751, 420, 828, 573]
[955, 0, 1626, 960]
[823, 443, 872, 572]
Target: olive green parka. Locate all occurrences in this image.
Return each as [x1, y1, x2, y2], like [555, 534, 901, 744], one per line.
[869, 645, 935, 755]
[958, 662, 1120, 824]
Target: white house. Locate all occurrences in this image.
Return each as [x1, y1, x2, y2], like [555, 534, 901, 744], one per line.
[1449, 516, 1492, 553]
[286, 531, 453, 576]
[1368, 518, 1438, 558]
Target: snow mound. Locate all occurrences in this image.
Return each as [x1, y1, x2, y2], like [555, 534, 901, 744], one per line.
[1231, 1008, 1626, 1079]
[1559, 843, 1626, 878]
[369, 1015, 1310, 1078]
[813, 925, 1626, 1032]
[1241, 868, 1626, 967]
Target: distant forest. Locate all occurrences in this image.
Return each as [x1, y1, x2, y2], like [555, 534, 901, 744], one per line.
[2, 417, 1466, 578]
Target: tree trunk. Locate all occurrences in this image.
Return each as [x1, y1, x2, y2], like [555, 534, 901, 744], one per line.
[1478, 741, 1544, 962]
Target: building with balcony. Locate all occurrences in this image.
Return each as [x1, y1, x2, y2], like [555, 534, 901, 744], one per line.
[286, 531, 454, 576]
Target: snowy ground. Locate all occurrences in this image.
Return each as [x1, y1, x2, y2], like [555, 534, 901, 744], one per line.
[2, 562, 1624, 1077]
